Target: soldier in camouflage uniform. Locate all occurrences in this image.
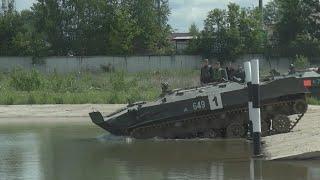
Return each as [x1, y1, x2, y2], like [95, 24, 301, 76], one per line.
[200, 59, 211, 85]
[210, 61, 224, 83]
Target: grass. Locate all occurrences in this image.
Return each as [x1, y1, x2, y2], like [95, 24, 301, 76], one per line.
[307, 97, 320, 105]
[0, 69, 200, 105]
[1, 68, 319, 106]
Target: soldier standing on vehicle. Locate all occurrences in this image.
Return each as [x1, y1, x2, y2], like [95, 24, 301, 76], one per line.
[226, 62, 236, 81]
[289, 64, 296, 75]
[200, 59, 211, 85]
[210, 61, 224, 83]
[233, 65, 245, 83]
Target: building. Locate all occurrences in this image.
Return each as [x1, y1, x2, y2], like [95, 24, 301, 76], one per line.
[171, 33, 194, 54]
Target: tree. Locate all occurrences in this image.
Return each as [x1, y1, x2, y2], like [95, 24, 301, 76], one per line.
[0, 11, 23, 55]
[28, 0, 172, 56]
[125, 0, 172, 54]
[201, 8, 227, 60]
[32, 0, 66, 55]
[107, 4, 140, 55]
[199, 3, 266, 62]
[185, 23, 200, 54]
[267, 0, 320, 57]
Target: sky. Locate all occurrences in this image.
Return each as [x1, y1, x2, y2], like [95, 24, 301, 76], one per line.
[15, 0, 271, 32]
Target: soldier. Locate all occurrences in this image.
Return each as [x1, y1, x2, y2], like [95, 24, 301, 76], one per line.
[226, 62, 236, 81]
[288, 64, 296, 75]
[210, 61, 224, 83]
[233, 65, 245, 83]
[200, 59, 211, 85]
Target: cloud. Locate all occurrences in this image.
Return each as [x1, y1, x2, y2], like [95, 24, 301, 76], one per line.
[15, 0, 37, 11]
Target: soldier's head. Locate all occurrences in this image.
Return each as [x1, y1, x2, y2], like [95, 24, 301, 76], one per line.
[227, 62, 233, 68]
[213, 61, 221, 69]
[238, 65, 243, 71]
[203, 59, 209, 66]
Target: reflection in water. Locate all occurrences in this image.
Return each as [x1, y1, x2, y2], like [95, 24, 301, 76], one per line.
[0, 133, 42, 180]
[0, 124, 319, 180]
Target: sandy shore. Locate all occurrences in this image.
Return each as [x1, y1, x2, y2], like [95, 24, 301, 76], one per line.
[0, 104, 126, 125]
[263, 105, 320, 160]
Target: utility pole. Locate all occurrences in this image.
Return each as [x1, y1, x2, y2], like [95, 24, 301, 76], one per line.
[1, 0, 7, 14]
[259, 0, 263, 26]
[259, 0, 263, 12]
[1, 0, 15, 14]
[157, 0, 161, 25]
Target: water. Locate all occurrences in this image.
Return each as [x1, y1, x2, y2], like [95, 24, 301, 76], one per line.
[0, 124, 319, 180]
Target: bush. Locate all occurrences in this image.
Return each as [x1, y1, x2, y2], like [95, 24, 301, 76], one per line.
[293, 55, 309, 69]
[100, 63, 115, 73]
[307, 97, 320, 105]
[5, 96, 14, 105]
[110, 72, 126, 91]
[27, 94, 36, 104]
[10, 69, 43, 91]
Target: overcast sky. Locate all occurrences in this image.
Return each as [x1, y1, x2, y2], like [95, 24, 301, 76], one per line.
[15, 0, 271, 32]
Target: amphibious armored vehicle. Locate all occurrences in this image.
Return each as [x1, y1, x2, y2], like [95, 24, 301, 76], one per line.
[90, 77, 308, 139]
[274, 71, 320, 98]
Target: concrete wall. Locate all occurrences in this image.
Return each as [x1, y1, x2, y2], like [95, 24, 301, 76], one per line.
[234, 55, 320, 74]
[0, 55, 319, 74]
[234, 55, 292, 74]
[0, 55, 202, 73]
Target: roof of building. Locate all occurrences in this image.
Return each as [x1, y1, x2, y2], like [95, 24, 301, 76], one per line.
[171, 33, 194, 40]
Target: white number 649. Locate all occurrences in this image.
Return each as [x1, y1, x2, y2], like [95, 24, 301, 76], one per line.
[193, 101, 206, 110]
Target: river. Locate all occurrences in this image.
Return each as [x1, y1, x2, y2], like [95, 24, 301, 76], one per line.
[0, 123, 319, 180]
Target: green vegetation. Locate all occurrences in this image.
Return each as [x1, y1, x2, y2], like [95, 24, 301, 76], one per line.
[307, 97, 320, 105]
[0, 69, 199, 105]
[293, 55, 310, 69]
[0, 0, 172, 58]
[186, 0, 320, 62]
[0, 0, 319, 64]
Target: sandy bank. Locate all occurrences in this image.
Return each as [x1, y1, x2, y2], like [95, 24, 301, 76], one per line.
[263, 105, 320, 160]
[0, 104, 126, 125]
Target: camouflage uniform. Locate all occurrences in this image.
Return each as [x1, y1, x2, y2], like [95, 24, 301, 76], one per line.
[210, 67, 223, 82]
[200, 65, 211, 84]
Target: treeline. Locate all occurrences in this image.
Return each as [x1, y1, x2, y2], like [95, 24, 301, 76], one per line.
[0, 0, 172, 61]
[1, 0, 319, 64]
[187, 0, 320, 62]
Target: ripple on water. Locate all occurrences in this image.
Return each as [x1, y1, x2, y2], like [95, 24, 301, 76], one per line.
[96, 133, 134, 144]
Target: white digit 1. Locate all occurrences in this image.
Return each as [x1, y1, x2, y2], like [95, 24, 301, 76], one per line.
[212, 96, 218, 107]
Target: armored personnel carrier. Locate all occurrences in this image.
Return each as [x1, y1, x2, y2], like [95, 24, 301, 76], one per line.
[263, 70, 320, 98]
[275, 71, 320, 98]
[90, 77, 308, 139]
